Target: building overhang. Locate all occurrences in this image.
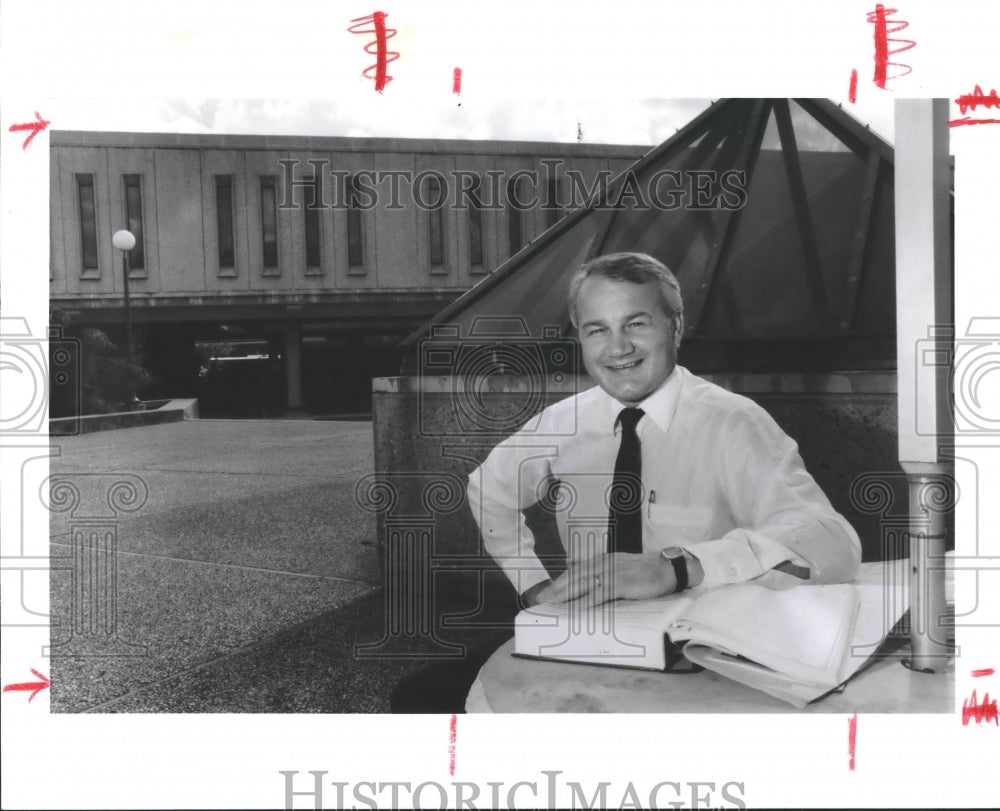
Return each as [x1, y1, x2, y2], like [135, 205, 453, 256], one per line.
[51, 290, 460, 327]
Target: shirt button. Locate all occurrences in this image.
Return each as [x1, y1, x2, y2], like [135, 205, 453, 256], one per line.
[728, 567, 739, 577]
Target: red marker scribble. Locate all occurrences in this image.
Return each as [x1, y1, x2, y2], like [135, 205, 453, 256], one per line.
[961, 690, 999, 726]
[347, 11, 399, 93]
[453, 67, 463, 96]
[972, 668, 996, 678]
[8, 111, 51, 150]
[847, 713, 858, 770]
[949, 117, 1000, 128]
[2, 668, 50, 702]
[848, 69, 859, 103]
[448, 713, 457, 775]
[956, 85, 1000, 114]
[867, 5, 915, 89]
[949, 86, 1000, 127]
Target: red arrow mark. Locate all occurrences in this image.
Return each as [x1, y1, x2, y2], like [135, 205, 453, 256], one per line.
[3, 668, 50, 702]
[8, 111, 51, 150]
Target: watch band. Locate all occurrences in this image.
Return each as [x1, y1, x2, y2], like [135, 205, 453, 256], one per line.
[660, 546, 689, 592]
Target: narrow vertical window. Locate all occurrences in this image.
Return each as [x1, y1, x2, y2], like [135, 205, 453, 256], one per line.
[468, 175, 484, 268]
[123, 174, 145, 269]
[347, 175, 364, 269]
[545, 178, 562, 229]
[304, 174, 321, 269]
[507, 175, 525, 256]
[215, 175, 235, 269]
[428, 175, 444, 268]
[260, 176, 279, 268]
[76, 174, 98, 270]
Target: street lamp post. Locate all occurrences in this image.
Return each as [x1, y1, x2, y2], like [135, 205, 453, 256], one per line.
[111, 229, 137, 370]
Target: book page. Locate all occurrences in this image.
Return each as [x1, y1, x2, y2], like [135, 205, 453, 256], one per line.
[681, 645, 823, 708]
[668, 583, 861, 687]
[682, 577, 911, 707]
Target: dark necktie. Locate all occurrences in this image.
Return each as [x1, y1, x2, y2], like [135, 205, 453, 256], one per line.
[608, 407, 645, 554]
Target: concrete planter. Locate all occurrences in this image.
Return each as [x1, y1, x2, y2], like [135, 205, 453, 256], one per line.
[49, 398, 200, 436]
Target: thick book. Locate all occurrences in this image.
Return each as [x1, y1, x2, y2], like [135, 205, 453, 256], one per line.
[514, 573, 908, 708]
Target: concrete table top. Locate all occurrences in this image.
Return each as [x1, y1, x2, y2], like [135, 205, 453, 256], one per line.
[466, 562, 954, 713]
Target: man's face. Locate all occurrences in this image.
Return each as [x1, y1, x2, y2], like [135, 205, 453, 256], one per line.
[575, 276, 680, 405]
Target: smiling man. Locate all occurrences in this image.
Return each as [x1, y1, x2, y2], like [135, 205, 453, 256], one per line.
[467, 251, 861, 608]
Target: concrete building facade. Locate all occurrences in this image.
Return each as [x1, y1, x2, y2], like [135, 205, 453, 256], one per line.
[50, 131, 646, 414]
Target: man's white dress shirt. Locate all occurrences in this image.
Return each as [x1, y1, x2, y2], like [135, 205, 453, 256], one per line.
[466, 366, 862, 595]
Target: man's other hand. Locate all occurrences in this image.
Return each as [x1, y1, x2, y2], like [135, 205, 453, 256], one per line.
[537, 552, 680, 606]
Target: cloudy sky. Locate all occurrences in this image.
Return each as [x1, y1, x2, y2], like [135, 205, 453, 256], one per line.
[17, 0, 902, 147]
[47, 95, 893, 150]
[48, 96, 715, 145]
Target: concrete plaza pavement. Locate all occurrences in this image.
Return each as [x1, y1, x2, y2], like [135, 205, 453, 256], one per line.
[48, 418, 506, 712]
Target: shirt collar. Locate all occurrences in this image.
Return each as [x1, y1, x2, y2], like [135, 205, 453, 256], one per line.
[593, 365, 685, 436]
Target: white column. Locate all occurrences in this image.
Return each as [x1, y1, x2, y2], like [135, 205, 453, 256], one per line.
[894, 99, 953, 670]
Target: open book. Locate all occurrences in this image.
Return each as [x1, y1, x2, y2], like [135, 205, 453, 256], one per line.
[514, 570, 909, 707]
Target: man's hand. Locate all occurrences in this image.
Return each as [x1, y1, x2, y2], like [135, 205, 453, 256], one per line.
[537, 552, 680, 606]
[519, 579, 553, 608]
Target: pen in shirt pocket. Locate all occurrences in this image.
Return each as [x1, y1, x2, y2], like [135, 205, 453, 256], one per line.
[648, 489, 656, 517]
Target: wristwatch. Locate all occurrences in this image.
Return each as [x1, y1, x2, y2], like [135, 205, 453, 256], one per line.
[659, 546, 689, 592]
